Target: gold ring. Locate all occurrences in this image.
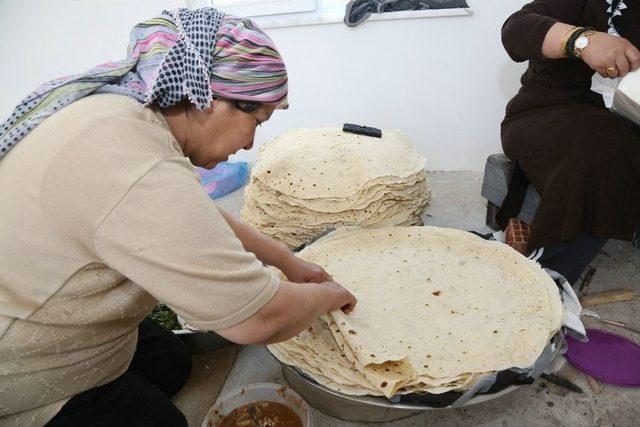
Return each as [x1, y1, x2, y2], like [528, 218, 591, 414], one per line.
[607, 66, 619, 75]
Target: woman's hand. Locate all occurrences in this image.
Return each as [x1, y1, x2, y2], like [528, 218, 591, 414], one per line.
[321, 281, 357, 314]
[217, 278, 357, 345]
[279, 254, 333, 283]
[582, 32, 640, 78]
[279, 256, 356, 313]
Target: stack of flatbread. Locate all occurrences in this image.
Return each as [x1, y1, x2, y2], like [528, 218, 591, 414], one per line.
[241, 128, 430, 248]
[268, 226, 563, 398]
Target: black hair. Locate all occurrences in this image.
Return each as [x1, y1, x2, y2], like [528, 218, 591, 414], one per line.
[233, 100, 262, 113]
[172, 98, 262, 115]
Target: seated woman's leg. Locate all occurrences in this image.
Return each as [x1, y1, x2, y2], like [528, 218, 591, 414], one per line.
[127, 319, 193, 397]
[45, 371, 187, 427]
[46, 319, 192, 426]
[534, 233, 608, 284]
[501, 103, 640, 281]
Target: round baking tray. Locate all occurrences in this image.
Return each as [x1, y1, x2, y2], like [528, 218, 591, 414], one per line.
[278, 233, 573, 422]
[281, 364, 521, 423]
[267, 332, 564, 423]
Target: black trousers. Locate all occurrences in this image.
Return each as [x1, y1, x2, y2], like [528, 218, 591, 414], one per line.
[472, 230, 607, 285]
[46, 320, 192, 427]
[535, 233, 608, 285]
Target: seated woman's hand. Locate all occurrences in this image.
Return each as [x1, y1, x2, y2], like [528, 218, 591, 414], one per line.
[582, 32, 640, 78]
[279, 255, 333, 283]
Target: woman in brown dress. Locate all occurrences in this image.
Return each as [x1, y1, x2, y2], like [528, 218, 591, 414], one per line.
[499, 0, 640, 283]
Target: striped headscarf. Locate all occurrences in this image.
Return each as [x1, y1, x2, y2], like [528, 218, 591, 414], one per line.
[0, 8, 288, 160]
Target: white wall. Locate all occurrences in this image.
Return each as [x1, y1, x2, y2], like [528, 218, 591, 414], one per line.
[0, 0, 529, 171]
[0, 1, 187, 103]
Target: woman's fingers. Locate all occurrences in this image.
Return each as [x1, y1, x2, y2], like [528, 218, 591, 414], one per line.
[597, 67, 609, 78]
[626, 46, 640, 72]
[324, 281, 357, 314]
[615, 54, 630, 78]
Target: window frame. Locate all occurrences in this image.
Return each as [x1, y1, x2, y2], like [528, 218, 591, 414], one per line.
[195, 0, 317, 17]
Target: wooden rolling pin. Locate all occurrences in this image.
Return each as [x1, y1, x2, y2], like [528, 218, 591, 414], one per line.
[580, 289, 637, 307]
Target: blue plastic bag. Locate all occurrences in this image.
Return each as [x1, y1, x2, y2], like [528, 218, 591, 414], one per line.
[197, 161, 249, 200]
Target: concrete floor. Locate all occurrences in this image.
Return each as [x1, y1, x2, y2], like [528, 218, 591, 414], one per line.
[176, 171, 640, 427]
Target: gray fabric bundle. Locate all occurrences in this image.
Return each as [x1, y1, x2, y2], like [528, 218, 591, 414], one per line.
[344, 0, 469, 27]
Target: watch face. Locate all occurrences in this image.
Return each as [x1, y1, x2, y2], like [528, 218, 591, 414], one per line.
[575, 36, 589, 49]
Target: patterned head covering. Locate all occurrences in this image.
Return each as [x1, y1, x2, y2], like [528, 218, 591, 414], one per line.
[212, 17, 289, 105]
[0, 8, 288, 160]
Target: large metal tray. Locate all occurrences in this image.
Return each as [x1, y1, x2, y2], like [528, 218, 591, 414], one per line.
[280, 363, 521, 423]
[268, 332, 565, 423]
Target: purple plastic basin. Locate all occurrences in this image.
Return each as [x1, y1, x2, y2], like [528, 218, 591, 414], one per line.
[566, 328, 640, 387]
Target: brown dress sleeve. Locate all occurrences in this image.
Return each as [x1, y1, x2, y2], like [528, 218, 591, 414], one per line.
[502, 0, 589, 62]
